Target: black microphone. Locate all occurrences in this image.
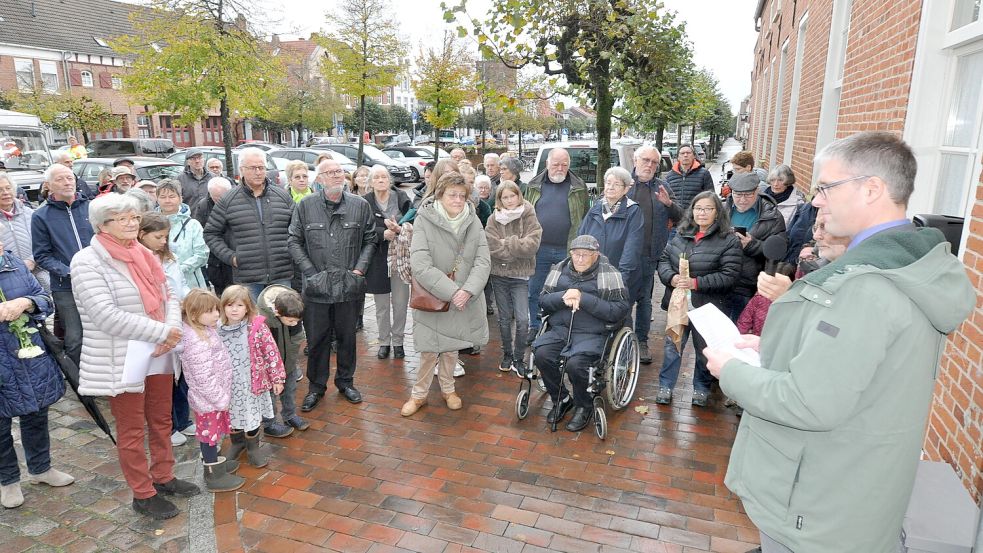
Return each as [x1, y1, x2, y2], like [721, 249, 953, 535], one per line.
[762, 234, 789, 276]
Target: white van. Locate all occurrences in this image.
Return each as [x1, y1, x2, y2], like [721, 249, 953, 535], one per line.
[0, 109, 53, 202]
[530, 139, 670, 188]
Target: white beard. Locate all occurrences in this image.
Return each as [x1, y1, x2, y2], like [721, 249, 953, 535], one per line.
[547, 172, 566, 184]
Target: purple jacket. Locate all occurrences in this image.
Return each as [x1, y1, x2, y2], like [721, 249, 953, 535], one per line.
[178, 323, 232, 414]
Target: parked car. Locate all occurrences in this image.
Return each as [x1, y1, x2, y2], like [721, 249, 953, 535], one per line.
[269, 148, 356, 175]
[383, 146, 450, 182]
[86, 138, 176, 158]
[692, 143, 707, 163]
[0, 109, 53, 201]
[234, 141, 281, 152]
[381, 133, 412, 147]
[307, 136, 344, 146]
[530, 139, 670, 189]
[437, 129, 458, 145]
[73, 157, 183, 185]
[168, 147, 279, 184]
[311, 143, 414, 183]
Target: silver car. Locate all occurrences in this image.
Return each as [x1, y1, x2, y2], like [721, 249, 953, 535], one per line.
[382, 146, 450, 182]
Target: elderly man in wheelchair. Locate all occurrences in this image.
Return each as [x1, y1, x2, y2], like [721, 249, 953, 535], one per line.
[529, 235, 635, 433]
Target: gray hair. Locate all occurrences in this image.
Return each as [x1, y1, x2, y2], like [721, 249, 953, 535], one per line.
[125, 187, 156, 212]
[156, 178, 182, 198]
[237, 147, 266, 169]
[483, 152, 500, 164]
[0, 172, 9, 187]
[766, 164, 796, 187]
[368, 164, 390, 182]
[43, 163, 74, 183]
[634, 145, 661, 160]
[604, 166, 633, 188]
[51, 150, 72, 164]
[500, 156, 521, 178]
[89, 193, 140, 230]
[548, 148, 570, 162]
[208, 176, 232, 194]
[814, 131, 916, 205]
[475, 174, 491, 188]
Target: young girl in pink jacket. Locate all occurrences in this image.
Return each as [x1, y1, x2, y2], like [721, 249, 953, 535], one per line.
[218, 286, 287, 469]
[178, 290, 243, 492]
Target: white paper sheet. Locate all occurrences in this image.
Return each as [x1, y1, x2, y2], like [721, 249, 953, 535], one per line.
[687, 304, 762, 367]
[121, 340, 157, 385]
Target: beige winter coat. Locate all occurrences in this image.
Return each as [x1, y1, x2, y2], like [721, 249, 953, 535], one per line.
[484, 200, 542, 279]
[71, 237, 181, 397]
[410, 199, 490, 353]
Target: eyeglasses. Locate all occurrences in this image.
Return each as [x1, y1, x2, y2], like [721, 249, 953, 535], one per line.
[570, 250, 596, 258]
[732, 191, 756, 198]
[242, 165, 267, 172]
[318, 169, 345, 177]
[636, 157, 659, 165]
[443, 191, 467, 200]
[106, 215, 141, 225]
[813, 175, 870, 199]
[693, 207, 716, 214]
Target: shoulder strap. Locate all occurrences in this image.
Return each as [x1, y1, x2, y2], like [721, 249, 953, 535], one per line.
[175, 218, 192, 241]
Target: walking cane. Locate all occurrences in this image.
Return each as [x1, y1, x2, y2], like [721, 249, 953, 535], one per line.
[551, 307, 577, 433]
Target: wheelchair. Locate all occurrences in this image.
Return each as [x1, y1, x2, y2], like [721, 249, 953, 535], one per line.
[517, 315, 640, 439]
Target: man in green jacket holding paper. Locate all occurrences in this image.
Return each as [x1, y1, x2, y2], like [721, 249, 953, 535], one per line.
[705, 132, 974, 553]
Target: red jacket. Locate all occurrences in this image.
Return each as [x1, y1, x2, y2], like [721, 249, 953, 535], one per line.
[736, 294, 772, 336]
[248, 315, 286, 394]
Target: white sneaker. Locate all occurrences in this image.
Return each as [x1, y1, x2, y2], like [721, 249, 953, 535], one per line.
[453, 362, 465, 377]
[180, 423, 196, 436]
[170, 430, 187, 446]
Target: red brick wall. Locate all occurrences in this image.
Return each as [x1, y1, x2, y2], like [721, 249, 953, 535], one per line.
[924, 162, 983, 503]
[747, 0, 921, 186]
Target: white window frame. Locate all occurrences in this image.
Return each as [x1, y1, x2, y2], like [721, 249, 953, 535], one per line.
[80, 70, 94, 87]
[39, 60, 59, 94]
[763, 60, 775, 164]
[111, 75, 122, 90]
[815, 0, 854, 177]
[14, 58, 34, 92]
[770, 40, 790, 165]
[945, 0, 983, 47]
[784, 12, 809, 166]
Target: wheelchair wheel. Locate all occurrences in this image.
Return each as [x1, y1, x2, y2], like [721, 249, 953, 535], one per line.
[604, 327, 640, 410]
[515, 389, 530, 420]
[594, 406, 607, 439]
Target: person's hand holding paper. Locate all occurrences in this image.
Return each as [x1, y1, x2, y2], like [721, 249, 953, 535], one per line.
[685, 304, 762, 377]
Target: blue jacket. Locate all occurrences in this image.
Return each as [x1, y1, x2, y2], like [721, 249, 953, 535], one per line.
[626, 172, 683, 260]
[0, 253, 65, 418]
[31, 195, 95, 291]
[578, 198, 645, 299]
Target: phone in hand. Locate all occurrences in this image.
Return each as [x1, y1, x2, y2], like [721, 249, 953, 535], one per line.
[734, 226, 748, 236]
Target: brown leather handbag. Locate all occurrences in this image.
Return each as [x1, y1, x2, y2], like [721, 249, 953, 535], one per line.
[409, 273, 453, 312]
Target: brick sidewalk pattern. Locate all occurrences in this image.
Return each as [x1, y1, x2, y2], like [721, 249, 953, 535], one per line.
[2, 285, 759, 552]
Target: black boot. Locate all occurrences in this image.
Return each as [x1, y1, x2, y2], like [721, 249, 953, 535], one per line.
[132, 494, 179, 520]
[546, 396, 573, 424]
[377, 346, 391, 359]
[565, 407, 593, 432]
[393, 346, 405, 359]
[152, 478, 201, 498]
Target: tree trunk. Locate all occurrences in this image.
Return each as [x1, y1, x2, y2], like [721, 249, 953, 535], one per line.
[595, 79, 614, 191]
[676, 123, 682, 145]
[81, 130, 90, 143]
[357, 94, 367, 166]
[220, 93, 234, 181]
[655, 121, 665, 151]
[690, 121, 696, 145]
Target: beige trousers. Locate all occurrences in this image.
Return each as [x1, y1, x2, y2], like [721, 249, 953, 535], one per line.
[412, 351, 458, 400]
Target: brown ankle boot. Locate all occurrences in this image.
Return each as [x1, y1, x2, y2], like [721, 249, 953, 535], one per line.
[443, 392, 462, 410]
[401, 398, 427, 417]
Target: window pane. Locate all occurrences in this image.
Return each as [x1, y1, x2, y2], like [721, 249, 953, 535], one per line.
[951, 0, 981, 30]
[943, 49, 983, 147]
[934, 153, 970, 216]
[15, 59, 34, 92]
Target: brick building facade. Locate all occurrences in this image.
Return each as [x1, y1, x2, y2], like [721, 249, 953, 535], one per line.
[1, 0, 222, 147]
[746, 0, 982, 503]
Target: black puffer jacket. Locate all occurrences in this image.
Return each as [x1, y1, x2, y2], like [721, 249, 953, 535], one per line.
[204, 179, 294, 285]
[725, 194, 787, 297]
[658, 223, 743, 311]
[287, 191, 376, 304]
[665, 160, 715, 209]
[177, 166, 211, 207]
[363, 189, 411, 294]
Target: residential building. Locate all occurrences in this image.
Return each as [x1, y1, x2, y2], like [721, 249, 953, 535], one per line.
[746, 0, 982, 504]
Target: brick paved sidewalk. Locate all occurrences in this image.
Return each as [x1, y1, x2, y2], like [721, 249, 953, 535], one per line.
[1, 285, 759, 553]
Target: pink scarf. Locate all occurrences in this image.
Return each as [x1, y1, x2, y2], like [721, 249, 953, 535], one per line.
[96, 233, 167, 322]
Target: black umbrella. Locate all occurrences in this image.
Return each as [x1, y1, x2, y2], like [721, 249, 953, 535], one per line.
[36, 324, 116, 444]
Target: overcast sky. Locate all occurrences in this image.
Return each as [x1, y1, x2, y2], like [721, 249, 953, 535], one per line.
[130, 0, 759, 111]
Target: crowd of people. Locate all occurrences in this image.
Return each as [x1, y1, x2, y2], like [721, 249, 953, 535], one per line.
[0, 131, 974, 553]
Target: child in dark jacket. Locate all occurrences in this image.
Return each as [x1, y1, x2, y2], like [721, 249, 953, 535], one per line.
[257, 285, 308, 431]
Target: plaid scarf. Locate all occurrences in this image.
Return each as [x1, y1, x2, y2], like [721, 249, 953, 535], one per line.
[542, 255, 627, 302]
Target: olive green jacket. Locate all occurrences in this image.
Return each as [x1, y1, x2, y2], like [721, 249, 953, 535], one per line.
[523, 170, 590, 248]
[721, 226, 974, 552]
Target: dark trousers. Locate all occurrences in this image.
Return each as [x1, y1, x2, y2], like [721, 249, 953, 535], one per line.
[659, 326, 714, 393]
[723, 293, 753, 324]
[491, 275, 530, 358]
[632, 257, 657, 342]
[206, 256, 234, 297]
[528, 245, 568, 330]
[52, 289, 82, 367]
[171, 374, 191, 433]
[533, 340, 599, 409]
[0, 408, 51, 485]
[305, 300, 359, 394]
